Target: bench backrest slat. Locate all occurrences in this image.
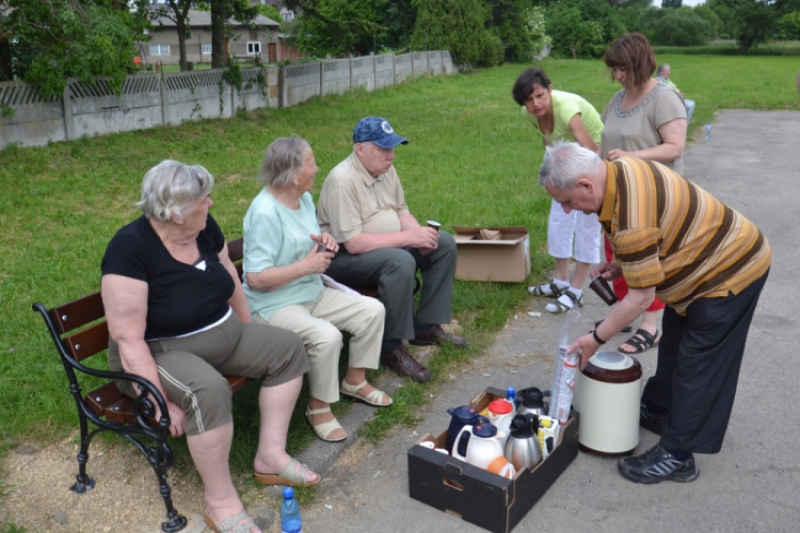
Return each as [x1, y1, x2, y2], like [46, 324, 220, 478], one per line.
[65, 322, 110, 362]
[49, 291, 104, 335]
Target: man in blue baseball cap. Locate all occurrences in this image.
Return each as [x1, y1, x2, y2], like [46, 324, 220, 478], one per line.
[317, 117, 467, 382]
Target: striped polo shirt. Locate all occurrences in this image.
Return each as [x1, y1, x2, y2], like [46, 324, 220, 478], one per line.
[598, 158, 771, 315]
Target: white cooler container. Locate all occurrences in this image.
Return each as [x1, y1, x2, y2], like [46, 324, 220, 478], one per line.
[573, 351, 642, 455]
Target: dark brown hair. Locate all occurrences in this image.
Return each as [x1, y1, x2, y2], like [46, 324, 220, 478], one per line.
[603, 33, 657, 89]
[511, 67, 552, 106]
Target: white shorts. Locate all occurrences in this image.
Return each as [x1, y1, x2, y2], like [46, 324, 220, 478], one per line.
[546, 198, 601, 264]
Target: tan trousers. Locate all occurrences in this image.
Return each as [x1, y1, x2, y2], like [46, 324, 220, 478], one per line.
[257, 287, 385, 403]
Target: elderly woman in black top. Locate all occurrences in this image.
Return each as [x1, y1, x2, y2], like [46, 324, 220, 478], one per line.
[101, 160, 319, 533]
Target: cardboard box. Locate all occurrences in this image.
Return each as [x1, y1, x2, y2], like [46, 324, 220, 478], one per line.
[407, 388, 579, 533]
[452, 226, 531, 282]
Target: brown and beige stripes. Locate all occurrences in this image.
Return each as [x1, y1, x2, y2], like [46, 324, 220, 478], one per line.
[598, 158, 771, 315]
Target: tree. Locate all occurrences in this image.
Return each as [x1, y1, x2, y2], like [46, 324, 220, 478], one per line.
[411, 0, 502, 67]
[1, 0, 148, 96]
[484, 0, 539, 63]
[693, 4, 723, 40]
[284, 0, 379, 57]
[649, 7, 711, 45]
[714, 0, 799, 51]
[375, 0, 417, 49]
[205, 0, 259, 68]
[546, 4, 605, 59]
[152, 1, 193, 71]
[662, 0, 682, 8]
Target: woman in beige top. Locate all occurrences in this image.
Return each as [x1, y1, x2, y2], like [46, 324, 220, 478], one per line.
[599, 33, 687, 355]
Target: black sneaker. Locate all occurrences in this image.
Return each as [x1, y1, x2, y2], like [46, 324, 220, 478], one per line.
[640, 401, 668, 435]
[618, 444, 699, 485]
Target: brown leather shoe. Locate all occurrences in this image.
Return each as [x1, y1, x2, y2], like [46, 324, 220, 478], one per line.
[410, 324, 468, 348]
[380, 345, 432, 382]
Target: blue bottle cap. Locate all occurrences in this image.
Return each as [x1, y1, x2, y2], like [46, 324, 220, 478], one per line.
[506, 386, 516, 398]
[283, 486, 294, 499]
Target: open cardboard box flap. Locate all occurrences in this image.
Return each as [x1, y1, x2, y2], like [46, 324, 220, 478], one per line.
[452, 226, 529, 245]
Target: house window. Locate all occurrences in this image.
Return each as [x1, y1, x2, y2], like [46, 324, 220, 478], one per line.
[149, 44, 170, 56]
[247, 42, 262, 56]
[202, 43, 212, 55]
[281, 9, 295, 22]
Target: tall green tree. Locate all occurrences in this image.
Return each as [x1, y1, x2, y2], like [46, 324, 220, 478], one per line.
[411, 0, 502, 67]
[484, 0, 538, 62]
[152, 1, 193, 71]
[649, 6, 711, 45]
[713, 0, 799, 51]
[1, 0, 148, 96]
[662, 0, 682, 8]
[205, 0, 259, 68]
[546, 4, 605, 58]
[375, 0, 417, 49]
[284, 0, 379, 57]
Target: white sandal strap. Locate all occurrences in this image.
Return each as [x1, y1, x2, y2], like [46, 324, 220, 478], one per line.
[309, 418, 344, 439]
[305, 406, 332, 416]
[340, 379, 368, 394]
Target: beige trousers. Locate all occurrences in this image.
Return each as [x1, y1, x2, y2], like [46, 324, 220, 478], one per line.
[257, 287, 385, 403]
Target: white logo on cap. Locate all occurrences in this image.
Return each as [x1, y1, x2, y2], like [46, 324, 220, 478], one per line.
[381, 121, 394, 134]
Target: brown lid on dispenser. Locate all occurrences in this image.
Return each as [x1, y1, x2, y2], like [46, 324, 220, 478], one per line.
[581, 351, 642, 384]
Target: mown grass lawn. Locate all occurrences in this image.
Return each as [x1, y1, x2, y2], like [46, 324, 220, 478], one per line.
[1, 55, 798, 470]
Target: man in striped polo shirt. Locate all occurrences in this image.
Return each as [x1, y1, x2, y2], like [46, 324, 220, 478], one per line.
[539, 141, 771, 485]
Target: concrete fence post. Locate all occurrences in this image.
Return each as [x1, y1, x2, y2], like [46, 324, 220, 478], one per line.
[372, 52, 376, 91]
[320, 60, 325, 97]
[410, 52, 415, 77]
[62, 83, 75, 141]
[349, 57, 353, 91]
[160, 76, 169, 126]
[391, 53, 396, 86]
[279, 66, 286, 108]
[427, 51, 430, 75]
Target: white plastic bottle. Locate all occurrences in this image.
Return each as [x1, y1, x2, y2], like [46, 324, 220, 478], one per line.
[548, 310, 581, 425]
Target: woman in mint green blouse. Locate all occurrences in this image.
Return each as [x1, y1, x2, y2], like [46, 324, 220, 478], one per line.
[512, 67, 604, 314]
[243, 137, 392, 443]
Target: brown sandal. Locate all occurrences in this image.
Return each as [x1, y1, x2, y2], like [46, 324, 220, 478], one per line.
[619, 329, 659, 354]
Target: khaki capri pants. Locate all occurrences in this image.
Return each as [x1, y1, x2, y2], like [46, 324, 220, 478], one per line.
[108, 313, 309, 437]
[258, 287, 385, 404]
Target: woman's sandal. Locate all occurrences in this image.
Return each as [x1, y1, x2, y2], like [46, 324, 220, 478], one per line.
[545, 289, 583, 314]
[340, 379, 393, 408]
[593, 320, 633, 334]
[619, 329, 660, 354]
[528, 281, 568, 298]
[254, 457, 321, 487]
[304, 405, 347, 442]
[204, 509, 258, 533]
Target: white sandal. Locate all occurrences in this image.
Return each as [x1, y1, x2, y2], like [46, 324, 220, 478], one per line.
[545, 289, 584, 314]
[305, 405, 346, 442]
[340, 379, 393, 407]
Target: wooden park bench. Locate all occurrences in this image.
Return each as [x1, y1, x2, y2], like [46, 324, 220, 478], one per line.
[32, 238, 251, 533]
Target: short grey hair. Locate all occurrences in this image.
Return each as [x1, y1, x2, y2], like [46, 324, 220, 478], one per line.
[539, 141, 604, 191]
[656, 64, 670, 76]
[136, 160, 215, 222]
[258, 137, 311, 188]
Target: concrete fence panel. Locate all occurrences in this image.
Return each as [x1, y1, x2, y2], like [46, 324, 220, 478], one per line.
[442, 51, 454, 74]
[321, 58, 351, 97]
[428, 51, 442, 76]
[283, 62, 321, 107]
[164, 70, 230, 125]
[394, 53, 412, 84]
[375, 55, 394, 90]
[0, 82, 65, 148]
[236, 67, 279, 111]
[351, 57, 374, 92]
[69, 74, 162, 138]
[412, 52, 427, 78]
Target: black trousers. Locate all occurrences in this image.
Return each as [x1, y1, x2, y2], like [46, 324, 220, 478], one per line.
[642, 270, 769, 454]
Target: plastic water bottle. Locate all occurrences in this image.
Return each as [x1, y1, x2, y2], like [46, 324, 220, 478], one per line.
[705, 122, 711, 139]
[281, 487, 302, 533]
[506, 386, 517, 409]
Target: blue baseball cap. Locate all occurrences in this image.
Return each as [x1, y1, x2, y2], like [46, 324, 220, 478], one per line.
[352, 116, 409, 149]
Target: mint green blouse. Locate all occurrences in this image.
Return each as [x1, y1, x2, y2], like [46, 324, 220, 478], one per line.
[243, 189, 323, 322]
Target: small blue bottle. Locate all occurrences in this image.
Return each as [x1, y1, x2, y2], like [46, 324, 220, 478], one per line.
[705, 122, 711, 139]
[281, 487, 302, 533]
[506, 386, 517, 409]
